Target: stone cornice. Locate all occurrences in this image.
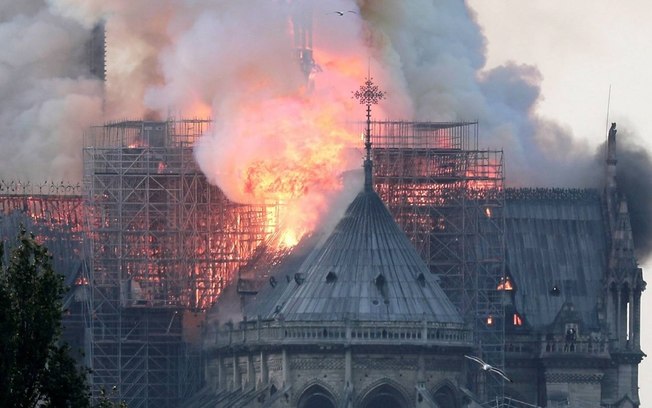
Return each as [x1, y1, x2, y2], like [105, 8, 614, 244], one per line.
[610, 350, 645, 364]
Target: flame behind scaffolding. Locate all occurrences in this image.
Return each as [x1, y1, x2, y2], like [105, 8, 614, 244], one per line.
[2, 118, 505, 405]
[83, 119, 274, 311]
[0, 187, 89, 363]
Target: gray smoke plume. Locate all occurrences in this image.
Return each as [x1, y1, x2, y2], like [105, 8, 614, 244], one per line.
[4, 0, 650, 259]
[613, 131, 652, 262]
[1, 0, 638, 190]
[356, 0, 597, 187]
[0, 0, 103, 183]
[355, 0, 651, 258]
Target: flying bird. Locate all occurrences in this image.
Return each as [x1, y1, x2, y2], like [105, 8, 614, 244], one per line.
[328, 10, 358, 16]
[464, 355, 513, 383]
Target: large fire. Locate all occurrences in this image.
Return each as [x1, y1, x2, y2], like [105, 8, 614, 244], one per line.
[186, 5, 391, 251]
[228, 97, 361, 246]
[195, 73, 371, 250]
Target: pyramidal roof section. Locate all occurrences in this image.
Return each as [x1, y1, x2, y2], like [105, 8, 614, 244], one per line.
[257, 189, 462, 323]
[251, 76, 461, 323]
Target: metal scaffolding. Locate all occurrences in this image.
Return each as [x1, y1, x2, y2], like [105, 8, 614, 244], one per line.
[0, 185, 90, 363]
[370, 121, 506, 400]
[2, 118, 507, 405]
[83, 119, 270, 408]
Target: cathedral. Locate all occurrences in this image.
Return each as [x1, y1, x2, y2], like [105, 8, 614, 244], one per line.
[0, 5, 646, 408]
[190, 120, 645, 407]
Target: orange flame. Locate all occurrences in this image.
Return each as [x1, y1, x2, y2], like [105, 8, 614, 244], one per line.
[198, 92, 364, 250]
[191, 13, 385, 251]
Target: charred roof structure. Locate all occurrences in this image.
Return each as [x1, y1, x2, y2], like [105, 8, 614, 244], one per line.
[0, 182, 89, 364]
[194, 122, 644, 408]
[1, 118, 644, 407]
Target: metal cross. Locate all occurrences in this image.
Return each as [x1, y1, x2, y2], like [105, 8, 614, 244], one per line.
[353, 76, 385, 192]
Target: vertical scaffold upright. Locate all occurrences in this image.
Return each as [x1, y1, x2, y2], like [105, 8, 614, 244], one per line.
[83, 119, 270, 408]
[0, 184, 90, 365]
[370, 121, 506, 400]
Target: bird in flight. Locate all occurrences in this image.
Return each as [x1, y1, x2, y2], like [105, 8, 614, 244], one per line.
[328, 10, 357, 16]
[464, 355, 513, 382]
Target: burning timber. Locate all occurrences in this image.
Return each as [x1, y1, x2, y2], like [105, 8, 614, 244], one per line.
[0, 120, 645, 407]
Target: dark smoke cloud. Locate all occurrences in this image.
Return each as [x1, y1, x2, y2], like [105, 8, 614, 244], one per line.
[592, 128, 652, 262]
[357, 1, 597, 188]
[613, 131, 652, 262]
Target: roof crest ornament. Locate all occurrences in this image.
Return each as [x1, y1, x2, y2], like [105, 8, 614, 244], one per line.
[353, 73, 385, 192]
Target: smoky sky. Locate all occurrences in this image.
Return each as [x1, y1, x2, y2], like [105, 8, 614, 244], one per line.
[613, 133, 652, 262]
[0, 0, 649, 263]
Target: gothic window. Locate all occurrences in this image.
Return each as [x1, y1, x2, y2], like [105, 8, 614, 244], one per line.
[433, 384, 458, 408]
[297, 385, 336, 408]
[361, 384, 407, 408]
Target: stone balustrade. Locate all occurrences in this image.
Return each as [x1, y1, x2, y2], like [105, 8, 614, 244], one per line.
[205, 320, 472, 350]
[541, 339, 609, 356]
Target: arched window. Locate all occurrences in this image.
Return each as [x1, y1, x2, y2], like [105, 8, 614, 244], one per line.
[361, 384, 407, 408]
[297, 385, 336, 408]
[433, 384, 458, 408]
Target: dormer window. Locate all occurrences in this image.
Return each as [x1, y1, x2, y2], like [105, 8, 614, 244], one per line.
[513, 313, 523, 326]
[326, 271, 337, 284]
[375, 273, 388, 298]
[375, 273, 386, 288]
[497, 276, 514, 291]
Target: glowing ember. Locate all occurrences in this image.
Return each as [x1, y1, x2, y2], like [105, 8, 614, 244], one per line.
[497, 276, 514, 291]
[279, 229, 299, 248]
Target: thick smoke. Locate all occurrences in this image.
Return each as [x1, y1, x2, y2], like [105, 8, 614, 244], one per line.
[47, 0, 178, 119]
[2, 0, 591, 187]
[357, 0, 597, 187]
[0, 1, 102, 182]
[4, 1, 651, 256]
[612, 131, 652, 261]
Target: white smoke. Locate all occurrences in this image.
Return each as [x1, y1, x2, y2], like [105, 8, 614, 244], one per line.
[0, 0, 611, 188]
[0, 1, 102, 182]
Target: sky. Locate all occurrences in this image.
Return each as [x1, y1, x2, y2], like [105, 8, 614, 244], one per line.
[468, 1, 652, 404]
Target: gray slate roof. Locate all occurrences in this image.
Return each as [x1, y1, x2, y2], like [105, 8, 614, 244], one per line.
[503, 189, 607, 330]
[248, 190, 462, 323]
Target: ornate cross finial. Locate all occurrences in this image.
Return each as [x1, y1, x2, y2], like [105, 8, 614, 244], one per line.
[353, 77, 386, 106]
[353, 76, 385, 192]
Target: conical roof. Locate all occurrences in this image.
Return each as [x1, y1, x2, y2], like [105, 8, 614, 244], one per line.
[252, 189, 462, 323]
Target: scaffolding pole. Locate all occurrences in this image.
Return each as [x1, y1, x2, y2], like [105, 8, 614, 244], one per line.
[83, 119, 270, 408]
[0, 191, 90, 364]
[370, 121, 506, 401]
